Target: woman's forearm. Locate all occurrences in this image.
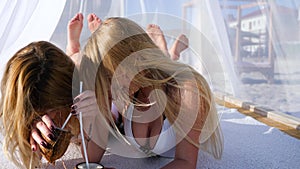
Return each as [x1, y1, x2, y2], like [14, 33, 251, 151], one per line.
[81, 138, 106, 163]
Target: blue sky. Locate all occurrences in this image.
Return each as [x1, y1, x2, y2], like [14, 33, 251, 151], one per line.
[218, 0, 300, 8]
[125, 0, 189, 17]
[125, 0, 300, 17]
[277, 0, 300, 8]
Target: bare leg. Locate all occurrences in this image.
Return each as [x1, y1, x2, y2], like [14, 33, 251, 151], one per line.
[87, 13, 102, 33]
[169, 34, 189, 60]
[146, 24, 170, 57]
[146, 24, 189, 60]
[66, 13, 83, 56]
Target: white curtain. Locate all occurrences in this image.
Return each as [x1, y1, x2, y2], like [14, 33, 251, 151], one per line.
[122, 0, 236, 95]
[0, 0, 66, 84]
[219, 0, 300, 118]
[188, 0, 239, 95]
[50, 0, 123, 52]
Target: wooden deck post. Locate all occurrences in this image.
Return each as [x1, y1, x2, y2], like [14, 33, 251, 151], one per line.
[235, 6, 242, 62]
[268, 6, 274, 67]
[267, 5, 275, 83]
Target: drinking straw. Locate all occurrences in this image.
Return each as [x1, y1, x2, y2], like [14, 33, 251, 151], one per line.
[61, 113, 72, 130]
[78, 81, 90, 169]
[60, 82, 89, 168]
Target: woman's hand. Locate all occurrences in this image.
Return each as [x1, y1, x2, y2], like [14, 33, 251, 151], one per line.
[30, 90, 99, 151]
[71, 90, 100, 118]
[30, 114, 57, 151]
[72, 90, 110, 164]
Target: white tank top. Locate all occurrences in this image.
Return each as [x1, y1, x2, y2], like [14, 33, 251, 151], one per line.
[123, 104, 176, 157]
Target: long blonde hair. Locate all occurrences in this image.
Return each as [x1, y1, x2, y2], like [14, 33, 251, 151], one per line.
[0, 41, 79, 168]
[81, 17, 223, 158]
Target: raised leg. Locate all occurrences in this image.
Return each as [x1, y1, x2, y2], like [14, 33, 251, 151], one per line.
[169, 34, 189, 60]
[66, 13, 83, 56]
[146, 24, 189, 60]
[146, 24, 169, 57]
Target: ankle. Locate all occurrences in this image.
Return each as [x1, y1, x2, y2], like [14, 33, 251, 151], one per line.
[169, 48, 179, 61]
[66, 43, 80, 56]
[162, 50, 171, 58]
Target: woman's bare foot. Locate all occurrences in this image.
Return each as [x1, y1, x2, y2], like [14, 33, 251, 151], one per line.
[169, 34, 189, 60]
[87, 13, 102, 33]
[66, 13, 83, 56]
[146, 24, 169, 57]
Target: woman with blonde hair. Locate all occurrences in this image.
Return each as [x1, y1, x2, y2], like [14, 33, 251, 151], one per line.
[0, 13, 191, 168]
[0, 41, 80, 168]
[73, 17, 223, 168]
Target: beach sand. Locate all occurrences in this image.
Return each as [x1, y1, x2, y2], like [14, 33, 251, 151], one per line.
[238, 71, 300, 119]
[1, 108, 299, 169]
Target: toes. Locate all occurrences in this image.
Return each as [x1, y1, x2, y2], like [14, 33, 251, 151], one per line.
[87, 13, 94, 22]
[147, 24, 162, 35]
[70, 13, 83, 24]
[147, 24, 157, 30]
[78, 13, 83, 21]
[92, 13, 97, 18]
[74, 13, 83, 21]
[88, 13, 99, 23]
[152, 24, 159, 29]
[147, 24, 153, 30]
[97, 17, 102, 24]
[178, 34, 189, 46]
[93, 14, 101, 24]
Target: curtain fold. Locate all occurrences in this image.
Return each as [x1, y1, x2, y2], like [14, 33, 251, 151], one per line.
[0, 0, 66, 84]
[0, 0, 38, 54]
[187, 0, 238, 95]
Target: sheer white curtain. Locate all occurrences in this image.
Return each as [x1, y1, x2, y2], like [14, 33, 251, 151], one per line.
[187, 0, 239, 95]
[218, 0, 300, 118]
[50, 0, 123, 52]
[0, 0, 66, 84]
[121, 0, 236, 95]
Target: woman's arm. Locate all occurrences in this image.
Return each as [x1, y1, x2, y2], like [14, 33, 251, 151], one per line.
[161, 130, 200, 169]
[72, 90, 109, 162]
[82, 131, 107, 163]
[162, 81, 209, 169]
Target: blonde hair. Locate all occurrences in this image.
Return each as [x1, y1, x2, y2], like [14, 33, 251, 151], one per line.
[81, 17, 223, 158]
[0, 41, 79, 168]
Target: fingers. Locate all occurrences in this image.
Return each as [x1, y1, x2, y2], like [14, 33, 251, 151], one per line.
[72, 90, 100, 117]
[41, 114, 56, 131]
[72, 90, 97, 109]
[74, 90, 96, 102]
[36, 119, 56, 141]
[31, 127, 51, 150]
[75, 97, 97, 112]
[30, 114, 57, 151]
[30, 134, 38, 152]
